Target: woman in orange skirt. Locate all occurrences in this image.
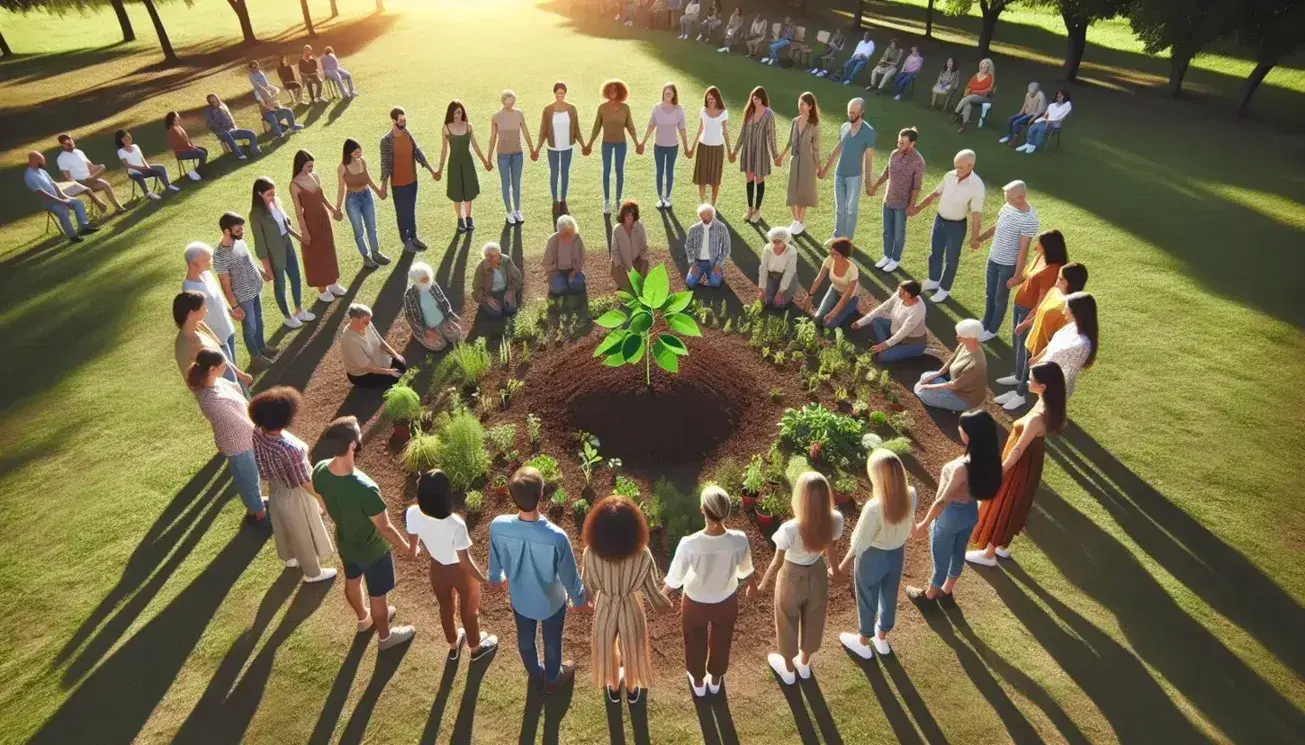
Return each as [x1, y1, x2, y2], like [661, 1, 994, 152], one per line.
[967, 361, 1066, 565]
[290, 150, 345, 304]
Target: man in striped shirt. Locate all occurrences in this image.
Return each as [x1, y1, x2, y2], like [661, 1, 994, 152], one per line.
[975, 180, 1039, 341]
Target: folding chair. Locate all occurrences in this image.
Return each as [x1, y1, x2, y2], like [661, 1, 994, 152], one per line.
[176, 154, 202, 181]
[1048, 123, 1064, 149]
[324, 76, 343, 100]
[787, 27, 809, 67]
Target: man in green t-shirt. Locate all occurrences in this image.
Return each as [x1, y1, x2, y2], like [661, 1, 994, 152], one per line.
[313, 416, 415, 650]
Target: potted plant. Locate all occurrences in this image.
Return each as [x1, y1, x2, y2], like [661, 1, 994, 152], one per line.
[548, 486, 570, 518]
[740, 455, 765, 511]
[833, 473, 858, 506]
[381, 384, 423, 446]
[755, 491, 787, 530]
[492, 474, 509, 498]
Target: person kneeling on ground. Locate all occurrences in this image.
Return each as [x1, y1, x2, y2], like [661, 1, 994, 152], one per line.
[204, 94, 261, 160]
[685, 202, 731, 288]
[543, 214, 587, 296]
[758, 225, 798, 308]
[611, 199, 651, 292]
[473, 242, 523, 318]
[403, 261, 464, 352]
[339, 303, 408, 389]
[852, 280, 927, 362]
[915, 318, 987, 412]
[809, 237, 860, 328]
[314, 416, 416, 650]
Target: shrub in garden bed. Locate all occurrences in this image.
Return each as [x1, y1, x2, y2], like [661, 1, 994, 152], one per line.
[778, 403, 866, 468]
[525, 453, 562, 488]
[400, 432, 440, 474]
[381, 383, 423, 445]
[432, 411, 490, 491]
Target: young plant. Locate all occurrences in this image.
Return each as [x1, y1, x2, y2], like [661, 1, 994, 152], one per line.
[498, 339, 513, 368]
[868, 410, 889, 427]
[464, 490, 484, 513]
[572, 498, 590, 522]
[833, 472, 858, 498]
[400, 432, 440, 473]
[778, 403, 867, 465]
[710, 457, 745, 495]
[864, 433, 912, 456]
[510, 308, 543, 343]
[722, 318, 734, 334]
[492, 474, 509, 494]
[773, 350, 788, 365]
[784, 455, 811, 488]
[500, 378, 524, 408]
[607, 457, 623, 483]
[381, 384, 423, 423]
[433, 411, 490, 491]
[525, 453, 562, 486]
[613, 475, 641, 500]
[485, 424, 518, 461]
[526, 413, 542, 449]
[851, 399, 869, 416]
[794, 317, 819, 354]
[550, 486, 570, 509]
[757, 491, 789, 518]
[889, 411, 914, 435]
[578, 435, 602, 486]
[447, 338, 491, 387]
[519, 343, 532, 364]
[834, 386, 849, 404]
[594, 265, 700, 386]
[770, 387, 784, 403]
[742, 455, 766, 494]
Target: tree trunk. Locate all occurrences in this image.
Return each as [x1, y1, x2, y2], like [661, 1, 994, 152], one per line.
[853, 0, 864, 30]
[110, 0, 136, 42]
[1062, 12, 1088, 82]
[1236, 59, 1275, 115]
[376, 0, 384, 11]
[329, 0, 339, 18]
[300, 0, 316, 36]
[0, 30, 10, 57]
[227, 0, 257, 44]
[977, 9, 999, 59]
[1167, 49, 1192, 97]
[924, 0, 934, 39]
[141, 0, 178, 63]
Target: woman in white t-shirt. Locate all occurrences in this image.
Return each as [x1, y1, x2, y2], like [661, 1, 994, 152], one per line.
[114, 128, 177, 199]
[1020, 89, 1073, 154]
[758, 471, 844, 685]
[689, 86, 731, 206]
[664, 486, 756, 697]
[837, 450, 916, 659]
[405, 470, 498, 662]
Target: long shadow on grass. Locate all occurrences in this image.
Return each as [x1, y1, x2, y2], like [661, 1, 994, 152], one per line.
[844, 650, 926, 745]
[307, 634, 371, 745]
[417, 654, 462, 745]
[770, 669, 820, 745]
[28, 527, 269, 745]
[337, 639, 413, 745]
[449, 647, 497, 745]
[519, 677, 577, 745]
[690, 682, 742, 745]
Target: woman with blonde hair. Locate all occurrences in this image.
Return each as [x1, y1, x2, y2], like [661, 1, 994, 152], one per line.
[954, 58, 996, 133]
[581, 496, 672, 704]
[487, 89, 533, 225]
[664, 486, 757, 697]
[838, 449, 916, 658]
[758, 471, 844, 685]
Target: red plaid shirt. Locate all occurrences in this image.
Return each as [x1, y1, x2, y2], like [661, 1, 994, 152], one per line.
[194, 379, 253, 456]
[252, 429, 311, 488]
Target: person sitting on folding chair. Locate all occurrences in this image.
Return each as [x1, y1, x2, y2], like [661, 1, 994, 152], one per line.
[116, 129, 178, 201]
[204, 94, 261, 160]
[56, 133, 125, 215]
[321, 46, 358, 98]
[25, 151, 98, 242]
[165, 111, 207, 182]
[298, 45, 326, 102]
[1018, 90, 1072, 154]
[255, 86, 304, 138]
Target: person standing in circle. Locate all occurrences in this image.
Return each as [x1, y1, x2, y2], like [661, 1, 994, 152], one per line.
[536, 82, 583, 215]
[435, 99, 491, 234]
[641, 82, 689, 209]
[335, 138, 390, 270]
[731, 86, 778, 224]
[583, 79, 638, 216]
[776, 91, 822, 237]
[488, 90, 533, 225]
[289, 150, 345, 305]
[379, 107, 438, 252]
[689, 86, 730, 207]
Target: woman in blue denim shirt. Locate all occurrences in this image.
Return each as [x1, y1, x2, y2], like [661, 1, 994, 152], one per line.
[335, 138, 390, 270]
[904, 410, 1002, 604]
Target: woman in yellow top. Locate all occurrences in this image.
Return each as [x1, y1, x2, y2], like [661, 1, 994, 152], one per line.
[1003, 261, 1086, 407]
[809, 237, 860, 329]
[583, 79, 639, 215]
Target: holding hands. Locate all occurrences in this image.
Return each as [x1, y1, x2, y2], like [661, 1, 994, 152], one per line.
[530, 148, 540, 162]
[773, 154, 784, 168]
[483, 156, 494, 172]
[433, 170, 442, 181]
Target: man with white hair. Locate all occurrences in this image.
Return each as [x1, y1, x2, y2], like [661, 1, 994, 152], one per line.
[818, 98, 875, 241]
[473, 241, 523, 317]
[908, 149, 984, 303]
[915, 318, 988, 411]
[543, 215, 586, 296]
[973, 180, 1038, 341]
[182, 241, 238, 367]
[684, 203, 731, 288]
[402, 262, 464, 351]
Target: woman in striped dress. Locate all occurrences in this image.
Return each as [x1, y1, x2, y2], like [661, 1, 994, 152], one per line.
[730, 86, 778, 223]
[581, 496, 672, 704]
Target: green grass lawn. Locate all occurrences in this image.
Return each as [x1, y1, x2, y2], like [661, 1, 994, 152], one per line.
[1, 1, 1303, 743]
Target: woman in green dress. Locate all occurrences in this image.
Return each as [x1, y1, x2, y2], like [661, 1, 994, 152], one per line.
[435, 99, 491, 234]
[730, 85, 779, 224]
[775, 91, 821, 237]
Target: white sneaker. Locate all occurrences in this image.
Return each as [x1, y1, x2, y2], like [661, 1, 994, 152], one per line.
[995, 546, 1012, 559]
[999, 136, 1011, 144]
[717, 47, 728, 53]
[1001, 393, 1027, 411]
[327, 283, 347, 296]
[996, 375, 1019, 386]
[893, 94, 901, 101]
[871, 636, 892, 656]
[603, 199, 611, 214]
[687, 671, 707, 697]
[237, 153, 248, 161]
[979, 330, 998, 343]
[791, 221, 805, 236]
[166, 184, 181, 192]
[187, 170, 201, 181]
[965, 550, 998, 567]
[882, 259, 899, 272]
[921, 279, 940, 291]
[839, 632, 873, 660]
[295, 308, 316, 322]
[706, 674, 722, 695]
[283, 314, 303, 329]
[994, 391, 1015, 405]
[513, 210, 524, 222]
[818, 71, 828, 78]
[146, 192, 162, 201]
[875, 256, 890, 269]
[303, 567, 338, 583]
[696, 35, 704, 41]
[284, 558, 299, 568]
[656, 197, 666, 209]
[505, 211, 517, 225]
[792, 654, 812, 680]
[1022, 144, 1037, 153]
[318, 290, 336, 303]
[663, 196, 671, 208]
[767, 653, 796, 685]
[930, 289, 950, 302]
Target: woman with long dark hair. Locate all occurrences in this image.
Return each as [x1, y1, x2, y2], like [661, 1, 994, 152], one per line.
[249, 177, 312, 328]
[187, 348, 265, 522]
[775, 91, 821, 236]
[435, 100, 489, 233]
[164, 110, 207, 181]
[968, 362, 1066, 564]
[931, 57, 959, 109]
[731, 85, 779, 223]
[115, 129, 176, 198]
[335, 138, 389, 269]
[581, 496, 672, 704]
[289, 150, 344, 304]
[905, 410, 1002, 603]
[689, 86, 730, 206]
[1033, 292, 1097, 397]
[996, 230, 1067, 408]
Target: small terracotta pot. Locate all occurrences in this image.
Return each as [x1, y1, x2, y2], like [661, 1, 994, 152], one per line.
[493, 485, 508, 498]
[391, 421, 411, 447]
[741, 493, 757, 511]
[755, 510, 777, 529]
[834, 491, 854, 506]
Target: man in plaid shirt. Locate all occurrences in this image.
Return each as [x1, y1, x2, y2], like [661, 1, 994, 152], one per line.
[379, 107, 437, 252]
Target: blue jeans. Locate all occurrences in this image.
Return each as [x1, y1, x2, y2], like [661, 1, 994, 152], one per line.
[841, 57, 869, 81]
[1027, 121, 1054, 149]
[982, 260, 1017, 334]
[654, 144, 678, 199]
[227, 449, 264, 514]
[1012, 304, 1033, 396]
[392, 182, 418, 241]
[176, 147, 208, 170]
[855, 544, 904, 635]
[345, 189, 379, 257]
[869, 318, 927, 362]
[497, 152, 523, 212]
[914, 372, 970, 412]
[515, 605, 566, 682]
[549, 271, 586, 296]
[686, 260, 723, 288]
[882, 204, 907, 261]
[1005, 113, 1034, 139]
[481, 288, 519, 317]
[815, 286, 859, 328]
[45, 198, 89, 238]
[547, 148, 572, 202]
[833, 174, 862, 239]
[601, 141, 627, 201]
[768, 39, 791, 62]
[237, 296, 265, 358]
[892, 71, 919, 96]
[215, 128, 260, 157]
[262, 108, 297, 136]
[930, 500, 978, 589]
[127, 164, 172, 191]
[271, 235, 303, 317]
[928, 215, 967, 291]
